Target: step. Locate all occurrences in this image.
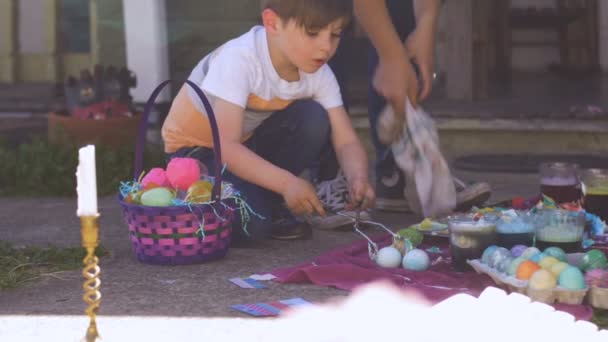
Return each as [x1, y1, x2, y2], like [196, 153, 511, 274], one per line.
[351, 106, 608, 158]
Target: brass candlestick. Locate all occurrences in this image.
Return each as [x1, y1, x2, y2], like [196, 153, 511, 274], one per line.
[80, 215, 101, 342]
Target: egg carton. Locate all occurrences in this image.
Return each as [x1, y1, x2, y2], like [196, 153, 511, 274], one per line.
[467, 259, 588, 305]
[588, 286, 608, 309]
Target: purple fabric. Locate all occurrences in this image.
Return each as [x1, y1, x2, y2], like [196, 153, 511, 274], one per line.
[270, 234, 594, 321]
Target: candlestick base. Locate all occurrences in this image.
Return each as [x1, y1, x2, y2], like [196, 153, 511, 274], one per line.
[80, 215, 101, 341]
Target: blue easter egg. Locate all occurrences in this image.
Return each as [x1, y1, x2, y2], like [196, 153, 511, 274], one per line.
[402, 249, 430, 271]
[530, 252, 547, 263]
[558, 266, 586, 290]
[543, 247, 567, 262]
[481, 245, 499, 264]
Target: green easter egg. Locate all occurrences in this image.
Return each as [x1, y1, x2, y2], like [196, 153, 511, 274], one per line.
[397, 228, 424, 248]
[558, 266, 586, 290]
[543, 247, 567, 262]
[140, 187, 174, 207]
[581, 249, 608, 272]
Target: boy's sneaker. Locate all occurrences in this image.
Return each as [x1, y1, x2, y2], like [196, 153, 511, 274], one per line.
[307, 171, 371, 230]
[270, 209, 312, 241]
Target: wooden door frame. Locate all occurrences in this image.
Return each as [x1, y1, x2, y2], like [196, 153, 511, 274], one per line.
[0, 0, 19, 82]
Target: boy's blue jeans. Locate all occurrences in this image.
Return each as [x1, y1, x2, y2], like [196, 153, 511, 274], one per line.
[168, 100, 334, 242]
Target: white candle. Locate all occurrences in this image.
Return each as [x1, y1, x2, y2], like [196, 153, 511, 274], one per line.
[76, 145, 98, 216]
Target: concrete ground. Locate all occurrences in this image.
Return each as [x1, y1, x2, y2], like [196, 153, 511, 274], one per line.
[0, 170, 539, 319]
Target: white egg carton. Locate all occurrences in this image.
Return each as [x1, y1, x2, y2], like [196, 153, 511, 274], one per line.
[588, 286, 608, 309]
[467, 259, 588, 305]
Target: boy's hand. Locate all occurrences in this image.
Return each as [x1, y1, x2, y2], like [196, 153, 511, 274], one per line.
[346, 177, 376, 211]
[282, 177, 326, 217]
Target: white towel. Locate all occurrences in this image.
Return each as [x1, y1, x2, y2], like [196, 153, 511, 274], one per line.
[377, 100, 456, 218]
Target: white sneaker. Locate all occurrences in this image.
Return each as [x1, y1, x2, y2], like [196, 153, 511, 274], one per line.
[308, 171, 371, 230]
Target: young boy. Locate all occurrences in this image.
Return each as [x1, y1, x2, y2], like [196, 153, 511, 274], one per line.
[162, 0, 375, 245]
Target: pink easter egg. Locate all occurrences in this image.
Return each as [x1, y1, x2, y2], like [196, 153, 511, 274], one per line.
[141, 168, 170, 188]
[166, 157, 201, 191]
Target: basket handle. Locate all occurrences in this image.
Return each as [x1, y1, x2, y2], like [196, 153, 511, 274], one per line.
[134, 80, 224, 202]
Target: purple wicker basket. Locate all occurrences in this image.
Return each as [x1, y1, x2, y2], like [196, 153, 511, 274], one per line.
[118, 80, 235, 265]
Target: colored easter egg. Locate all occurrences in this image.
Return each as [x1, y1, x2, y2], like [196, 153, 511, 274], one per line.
[521, 247, 541, 260]
[543, 246, 567, 262]
[489, 248, 511, 269]
[585, 269, 608, 288]
[508, 257, 527, 276]
[141, 168, 170, 188]
[186, 180, 213, 203]
[530, 252, 547, 264]
[497, 256, 514, 274]
[549, 261, 570, 278]
[375, 247, 402, 268]
[581, 249, 608, 272]
[558, 266, 586, 290]
[140, 187, 175, 207]
[516, 260, 541, 280]
[529, 269, 557, 290]
[481, 245, 499, 264]
[538, 256, 560, 270]
[166, 157, 201, 191]
[397, 228, 424, 248]
[402, 249, 430, 271]
[510, 244, 528, 258]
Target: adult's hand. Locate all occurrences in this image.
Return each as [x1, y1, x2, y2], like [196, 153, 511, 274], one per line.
[373, 48, 419, 123]
[405, 22, 436, 102]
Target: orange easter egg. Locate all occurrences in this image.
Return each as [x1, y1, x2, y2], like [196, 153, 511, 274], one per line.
[516, 260, 541, 280]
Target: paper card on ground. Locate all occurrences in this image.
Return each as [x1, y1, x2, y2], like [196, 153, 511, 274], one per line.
[231, 298, 312, 317]
[229, 277, 267, 289]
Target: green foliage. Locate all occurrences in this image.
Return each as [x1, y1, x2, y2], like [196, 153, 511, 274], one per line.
[0, 137, 165, 197]
[0, 240, 108, 290]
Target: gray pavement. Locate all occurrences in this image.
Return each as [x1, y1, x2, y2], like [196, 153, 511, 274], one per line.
[0, 170, 539, 319]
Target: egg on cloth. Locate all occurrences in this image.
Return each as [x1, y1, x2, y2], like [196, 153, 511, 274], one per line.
[558, 266, 586, 290]
[402, 249, 430, 271]
[375, 246, 403, 268]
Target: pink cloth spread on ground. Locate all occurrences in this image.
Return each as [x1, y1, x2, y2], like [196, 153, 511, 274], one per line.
[270, 234, 594, 321]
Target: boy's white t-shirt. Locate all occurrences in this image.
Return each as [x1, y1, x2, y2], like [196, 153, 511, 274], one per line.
[164, 25, 343, 150]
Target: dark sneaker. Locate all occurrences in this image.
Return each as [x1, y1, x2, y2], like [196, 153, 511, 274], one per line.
[453, 178, 492, 212]
[270, 215, 312, 241]
[375, 168, 411, 212]
[307, 171, 371, 230]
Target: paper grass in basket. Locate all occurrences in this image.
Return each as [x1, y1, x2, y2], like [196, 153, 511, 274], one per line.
[118, 156, 261, 265]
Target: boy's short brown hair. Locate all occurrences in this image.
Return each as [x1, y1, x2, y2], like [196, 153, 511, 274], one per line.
[262, 0, 352, 31]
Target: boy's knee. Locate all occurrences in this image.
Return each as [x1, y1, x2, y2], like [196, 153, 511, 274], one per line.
[291, 100, 330, 141]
